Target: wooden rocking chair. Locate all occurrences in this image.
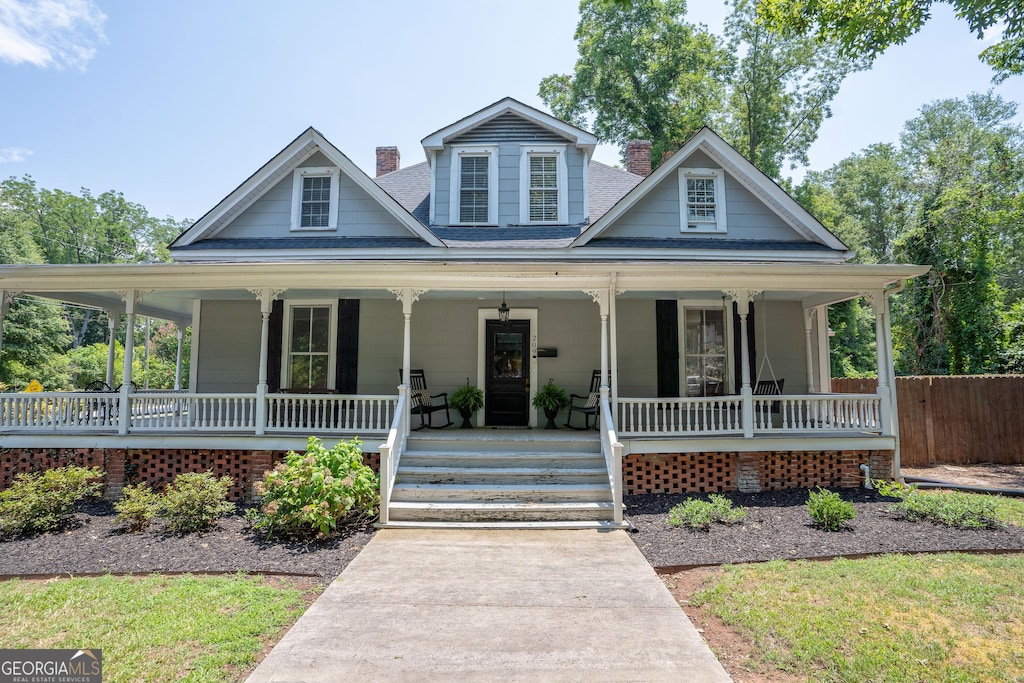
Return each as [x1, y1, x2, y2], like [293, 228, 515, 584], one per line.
[565, 369, 602, 430]
[399, 369, 454, 430]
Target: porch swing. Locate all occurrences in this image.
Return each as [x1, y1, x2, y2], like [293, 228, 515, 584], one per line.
[751, 293, 784, 410]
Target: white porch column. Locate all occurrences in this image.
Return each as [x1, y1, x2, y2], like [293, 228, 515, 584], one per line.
[586, 289, 610, 390]
[881, 291, 903, 479]
[248, 288, 285, 437]
[725, 289, 761, 438]
[868, 291, 893, 437]
[104, 310, 119, 387]
[0, 290, 17, 365]
[803, 307, 817, 393]
[388, 288, 426, 389]
[609, 274, 620, 414]
[173, 325, 185, 391]
[117, 289, 148, 435]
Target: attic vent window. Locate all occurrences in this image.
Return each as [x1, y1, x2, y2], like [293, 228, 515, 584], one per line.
[290, 167, 339, 231]
[519, 144, 567, 224]
[679, 168, 727, 233]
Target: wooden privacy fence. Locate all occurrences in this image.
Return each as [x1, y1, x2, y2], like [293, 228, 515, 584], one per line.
[832, 375, 1024, 467]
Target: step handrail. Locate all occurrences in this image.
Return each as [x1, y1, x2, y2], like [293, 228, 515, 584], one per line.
[378, 385, 409, 525]
[599, 391, 624, 525]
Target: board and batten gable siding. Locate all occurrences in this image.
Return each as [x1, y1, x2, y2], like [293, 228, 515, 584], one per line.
[195, 300, 261, 393]
[598, 150, 805, 241]
[214, 152, 414, 240]
[434, 114, 587, 226]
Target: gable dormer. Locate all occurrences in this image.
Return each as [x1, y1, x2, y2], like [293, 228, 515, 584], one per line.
[421, 98, 597, 228]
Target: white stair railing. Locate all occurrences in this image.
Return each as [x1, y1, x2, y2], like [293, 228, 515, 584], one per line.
[599, 391, 624, 525]
[378, 385, 410, 526]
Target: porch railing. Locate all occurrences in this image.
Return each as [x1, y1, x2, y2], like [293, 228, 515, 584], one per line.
[265, 394, 396, 433]
[0, 392, 119, 431]
[599, 393, 624, 525]
[130, 393, 257, 431]
[617, 396, 744, 437]
[378, 385, 410, 526]
[754, 394, 882, 433]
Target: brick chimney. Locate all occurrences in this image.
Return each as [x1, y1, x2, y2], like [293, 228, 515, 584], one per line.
[625, 140, 652, 177]
[376, 146, 400, 176]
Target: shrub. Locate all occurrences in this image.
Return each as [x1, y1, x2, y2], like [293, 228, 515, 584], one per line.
[891, 491, 1003, 530]
[0, 466, 104, 537]
[874, 479, 915, 499]
[159, 472, 235, 533]
[248, 436, 379, 539]
[114, 483, 162, 532]
[668, 494, 746, 531]
[806, 488, 856, 531]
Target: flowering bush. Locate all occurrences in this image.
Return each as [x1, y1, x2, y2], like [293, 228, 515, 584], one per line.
[247, 436, 379, 539]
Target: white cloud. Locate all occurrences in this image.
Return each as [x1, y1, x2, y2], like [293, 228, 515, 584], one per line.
[0, 0, 106, 70]
[981, 20, 1006, 44]
[0, 147, 33, 162]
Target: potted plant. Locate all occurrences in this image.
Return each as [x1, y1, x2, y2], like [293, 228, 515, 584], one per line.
[532, 379, 571, 429]
[449, 379, 484, 428]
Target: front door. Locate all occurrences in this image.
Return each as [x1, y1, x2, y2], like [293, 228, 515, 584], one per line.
[485, 319, 531, 426]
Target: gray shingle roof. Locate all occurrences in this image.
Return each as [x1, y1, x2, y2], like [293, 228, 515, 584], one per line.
[174, 237, 432, 250]
[432, 226, 581, 248]
[588, 161, 643, 220]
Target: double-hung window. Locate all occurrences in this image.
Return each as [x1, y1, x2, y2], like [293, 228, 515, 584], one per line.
[282, 301, 337, 390]
[450, 146, 497, 225]
[679, 168, 727, 232]
[681, 304, 730, 397]
[519, 145, 567, 224]
[291, 167, 340, 231]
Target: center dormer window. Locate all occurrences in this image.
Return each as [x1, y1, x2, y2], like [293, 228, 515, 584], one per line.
[450, 145, 498, 225]
[519, 144, 567, 224]
[291, 167, 339, 231]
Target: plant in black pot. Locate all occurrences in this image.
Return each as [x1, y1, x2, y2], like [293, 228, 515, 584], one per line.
[449, 379, 484, 429]
[532, 379, 570, 429]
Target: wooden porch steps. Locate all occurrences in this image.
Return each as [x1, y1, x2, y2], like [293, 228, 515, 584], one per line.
[384, 433, 622, 527]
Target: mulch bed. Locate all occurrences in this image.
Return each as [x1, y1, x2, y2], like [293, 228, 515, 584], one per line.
[0, 501, 374, 582]
[625, 488, 1024, 570]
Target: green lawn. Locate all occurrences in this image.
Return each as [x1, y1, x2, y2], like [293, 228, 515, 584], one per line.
[691, 553, 1024, 682]
[0, 573, 315, 682]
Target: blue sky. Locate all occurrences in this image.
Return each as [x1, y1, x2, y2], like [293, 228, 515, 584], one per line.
[1, 0, 1021, 223]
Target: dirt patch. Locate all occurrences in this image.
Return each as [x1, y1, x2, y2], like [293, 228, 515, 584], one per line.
[0, 501, 374, 581]
[902, 464, 1024, 490]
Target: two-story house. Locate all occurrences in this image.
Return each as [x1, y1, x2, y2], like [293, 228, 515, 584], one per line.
[0, 98, 927, 527]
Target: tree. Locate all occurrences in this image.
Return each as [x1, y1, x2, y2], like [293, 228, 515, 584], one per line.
[539, 0, 733, 166]
[756, 0, 1024, 83]
[542, 0, 866, 177]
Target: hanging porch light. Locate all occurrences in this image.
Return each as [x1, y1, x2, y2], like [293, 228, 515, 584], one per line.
[498, 292, 510, 323]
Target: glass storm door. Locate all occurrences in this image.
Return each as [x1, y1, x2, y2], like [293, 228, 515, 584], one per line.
[484, 319, 531, 426]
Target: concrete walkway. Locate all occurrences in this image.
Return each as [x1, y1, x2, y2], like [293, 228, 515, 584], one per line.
[247, 529, 731, 682]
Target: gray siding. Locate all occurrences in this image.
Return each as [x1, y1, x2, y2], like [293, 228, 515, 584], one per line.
[195, 300, 261, 392]
[599, 150, 806, 241]
[754, 300, 809, 394]
[214, 152, 414, 240]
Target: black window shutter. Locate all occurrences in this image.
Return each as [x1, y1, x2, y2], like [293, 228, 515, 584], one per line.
[732, 301, 756, 394]
[655, 300, 680, 397]
[336, 299, 359, 393]
[267, 299, 284, 392]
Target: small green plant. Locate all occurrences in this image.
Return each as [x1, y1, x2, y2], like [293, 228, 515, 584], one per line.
[874, 478, 916, 498]
[668, 494, 746, 531]
[159, 472, 235, 533]
[806, 488, 856, 531]
[248, 436, 379, 539]
[0, 465, 104, 537]
[532, 379, 571, 412]
[891, 490, 1003, 530]
[114, 483, 162, 532]
[449, 380, 484, 412]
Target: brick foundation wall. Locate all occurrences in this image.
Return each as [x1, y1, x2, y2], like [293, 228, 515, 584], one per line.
[624, 450, 895, 494]
[1, 446, 381, 502]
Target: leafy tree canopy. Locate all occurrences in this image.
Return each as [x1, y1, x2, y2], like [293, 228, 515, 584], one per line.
[756, 0, 1024, 83]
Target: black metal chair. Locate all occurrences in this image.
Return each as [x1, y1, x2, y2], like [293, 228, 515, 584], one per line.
[754, 378, 785, 412]
[399, 369, 453, 430]
[84, 380, 112, 392]
[565, 369, 602, 430]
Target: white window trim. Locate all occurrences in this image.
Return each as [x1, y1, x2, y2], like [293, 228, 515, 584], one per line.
[677, 299, 734, 397]
[291, 167, 340, 231]
[280, 300, 338, 390]
[449, 145, 498, 226]
[679, 167, 727, 233]
[519, 144, 568, 224]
